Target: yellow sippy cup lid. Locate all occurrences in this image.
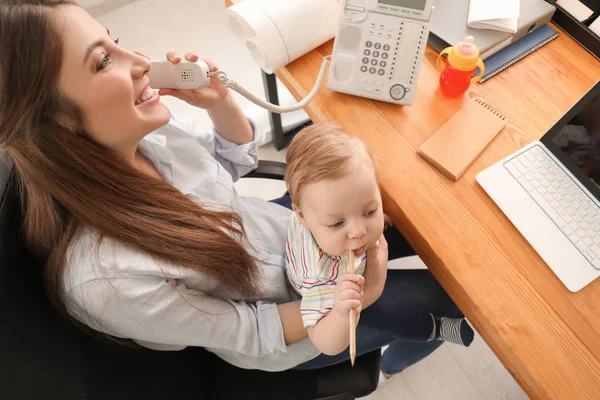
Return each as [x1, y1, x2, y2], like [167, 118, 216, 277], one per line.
[447, 36, 481, 72]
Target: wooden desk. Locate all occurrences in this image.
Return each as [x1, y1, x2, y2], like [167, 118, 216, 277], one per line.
[225, 2, 600, 398]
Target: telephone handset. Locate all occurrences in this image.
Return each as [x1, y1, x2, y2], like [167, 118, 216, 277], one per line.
[148, 58, 331, 114]
[327, 0, 434, 105]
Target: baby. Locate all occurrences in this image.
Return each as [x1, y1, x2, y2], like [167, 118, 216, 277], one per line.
[284, 122, 474, 356]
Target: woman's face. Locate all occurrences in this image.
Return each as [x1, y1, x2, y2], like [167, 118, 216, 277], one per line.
[53, 5, 170, 152]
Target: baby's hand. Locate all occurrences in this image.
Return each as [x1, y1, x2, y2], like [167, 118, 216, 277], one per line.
[383, 213, 393, 230]
[332, 274, 364, 318]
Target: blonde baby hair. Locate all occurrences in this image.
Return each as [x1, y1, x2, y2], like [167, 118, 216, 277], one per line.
[285, 122, 378, 205]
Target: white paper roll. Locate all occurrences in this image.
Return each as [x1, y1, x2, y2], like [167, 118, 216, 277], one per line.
[227, 0, 341, 73]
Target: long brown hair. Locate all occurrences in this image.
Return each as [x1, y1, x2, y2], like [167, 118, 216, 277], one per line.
[0, 0, 260, 316]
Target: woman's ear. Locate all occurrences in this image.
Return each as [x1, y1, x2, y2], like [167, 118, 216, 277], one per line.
[55, 113, 79, 132]
[54, 95, 84, 134]
[53, 100, 95, 142]
[292, 203, 306, 225]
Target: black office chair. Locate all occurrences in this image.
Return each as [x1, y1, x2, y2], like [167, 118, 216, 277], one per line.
[0, 152, 381, 400]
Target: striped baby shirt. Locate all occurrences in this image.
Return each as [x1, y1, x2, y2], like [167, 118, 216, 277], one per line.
[285, 212, 367, 328]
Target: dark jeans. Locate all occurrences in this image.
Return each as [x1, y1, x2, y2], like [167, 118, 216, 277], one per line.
[271, 196, 465, 374]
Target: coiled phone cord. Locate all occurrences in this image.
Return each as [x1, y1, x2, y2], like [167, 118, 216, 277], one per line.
[211, 56, 331, 114]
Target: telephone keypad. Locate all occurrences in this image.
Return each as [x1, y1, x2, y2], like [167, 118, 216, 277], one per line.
[359, 19, 413, 82]
[346, 11, 429, 103]
[361, 33, 396, 79]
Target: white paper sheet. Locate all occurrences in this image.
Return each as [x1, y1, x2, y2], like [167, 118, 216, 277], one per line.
[557, 0, 594, 22]
[468, 0, 520, 33]
[589, 16, 600, 35]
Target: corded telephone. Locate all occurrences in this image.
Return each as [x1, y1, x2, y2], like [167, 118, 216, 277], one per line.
[150, 0, 435, 112]
[327, 0, 434, 105]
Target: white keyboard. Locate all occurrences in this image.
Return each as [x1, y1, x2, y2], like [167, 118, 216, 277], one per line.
[503, 145, 600, 270]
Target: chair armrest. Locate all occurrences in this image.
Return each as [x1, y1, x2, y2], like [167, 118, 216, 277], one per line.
[245, 160, 286, 180]
[316, 349, 381, 399]
[212, 349, 381, 399]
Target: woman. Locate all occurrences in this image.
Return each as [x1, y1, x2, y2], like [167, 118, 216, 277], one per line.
[0, 0, 467, 375]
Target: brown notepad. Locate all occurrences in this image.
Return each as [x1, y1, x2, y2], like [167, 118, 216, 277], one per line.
[417, 98, 507, 180]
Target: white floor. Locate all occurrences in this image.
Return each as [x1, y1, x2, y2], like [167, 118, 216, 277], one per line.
[82, 1, 529, 398]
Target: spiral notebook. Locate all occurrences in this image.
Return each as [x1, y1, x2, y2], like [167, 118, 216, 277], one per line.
[480, 24, 559, 83]
[417, 98, 507, 180]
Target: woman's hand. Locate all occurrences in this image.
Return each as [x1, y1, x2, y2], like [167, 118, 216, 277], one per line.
[157, 50, 230, 110]
[149, 50, 253, 144]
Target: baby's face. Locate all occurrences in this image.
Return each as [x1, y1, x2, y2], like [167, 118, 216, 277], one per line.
[295, 165, 384, 257]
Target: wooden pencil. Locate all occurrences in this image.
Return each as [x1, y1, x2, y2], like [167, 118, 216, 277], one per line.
[349, 249, 356, 366]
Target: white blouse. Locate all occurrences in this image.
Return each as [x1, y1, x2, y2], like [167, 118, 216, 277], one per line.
[62, 114, 320, 371]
